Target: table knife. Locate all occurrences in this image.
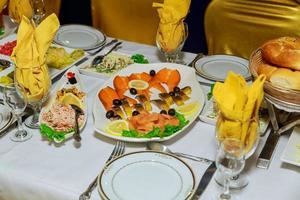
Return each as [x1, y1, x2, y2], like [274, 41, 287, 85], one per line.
[193, 161, 216, 199]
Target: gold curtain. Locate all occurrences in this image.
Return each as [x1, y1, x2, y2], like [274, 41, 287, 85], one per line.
[44, 0, 61, 16]
[91, 0, 162, 45]
[205, 0, 300, 59]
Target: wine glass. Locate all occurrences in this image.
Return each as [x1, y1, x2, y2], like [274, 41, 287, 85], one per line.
[215, 111, 259, 189]
[8, 0, 33, 23]
[2, 83, 32, 142]
[156, 22, 188, 63]
[216, 138, 245, 200]
[32, 0, 46, 25]
[15, 65, 51, 129]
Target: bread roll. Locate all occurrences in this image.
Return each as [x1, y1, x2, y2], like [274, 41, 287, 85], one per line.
[257, 60, 277, 81]
[261, 37, 300, 71]
[269, 68, 300, 91]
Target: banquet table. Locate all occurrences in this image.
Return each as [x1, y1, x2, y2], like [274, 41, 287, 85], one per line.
[0, 37, 299, 200]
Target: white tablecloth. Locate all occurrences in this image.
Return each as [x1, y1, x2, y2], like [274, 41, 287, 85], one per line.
[0, 39, 299, 200]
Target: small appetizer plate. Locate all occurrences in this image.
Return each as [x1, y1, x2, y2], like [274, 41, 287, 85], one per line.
[39, 67, 88, 143]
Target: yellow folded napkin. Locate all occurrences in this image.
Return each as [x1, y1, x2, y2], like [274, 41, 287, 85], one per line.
[8, 0, 33, 23]
[0, 0, 7, 11]
[153, 0, 191, 52]
[11, 13, 60, 102]
[213, 72, 266, 152]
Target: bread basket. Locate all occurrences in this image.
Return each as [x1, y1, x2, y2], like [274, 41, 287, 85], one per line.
[249, 48, 300, 107]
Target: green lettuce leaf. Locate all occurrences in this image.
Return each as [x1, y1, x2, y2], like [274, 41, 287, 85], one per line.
[40, 124, 72, 142]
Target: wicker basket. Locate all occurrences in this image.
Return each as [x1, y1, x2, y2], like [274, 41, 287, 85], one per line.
[249, 48, 300, 105]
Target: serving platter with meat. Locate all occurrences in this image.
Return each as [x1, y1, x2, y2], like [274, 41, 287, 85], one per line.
[93, 63, 206, 142]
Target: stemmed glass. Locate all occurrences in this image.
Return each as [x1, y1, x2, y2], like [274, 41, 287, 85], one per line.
[2, 83, 32, 142]
[32, 0, 46, 25]
[215, 111, 259, 189]
[216, 138, 245, 200]
[156, 22, 188, 63]
[15, 66, 51, 129]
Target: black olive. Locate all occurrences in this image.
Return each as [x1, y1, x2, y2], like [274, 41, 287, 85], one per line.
[132, 110, 140, 116]
[168, 108, 176, 116]
[169, 91, 175, 96]
[114, 115, 122, 120]
[160, 110, 167, 114]
[130, 88, 137, 95]
[173, 87, 180, 93]
[149, 70, 156, 76]
[113, 99, 122, 106]
[106, 110, 114, 119]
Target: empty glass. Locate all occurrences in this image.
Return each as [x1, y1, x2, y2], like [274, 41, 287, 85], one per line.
[156, 22, 188, 63]
[216, 138, 245, 200]
[2, 83, 32, 142]
[32, 0, 46, 25]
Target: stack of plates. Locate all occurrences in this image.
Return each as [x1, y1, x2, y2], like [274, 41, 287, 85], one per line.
[192, 54, 251, 82]
[0, 104, 13, 135]
[54, 24, 106, 50]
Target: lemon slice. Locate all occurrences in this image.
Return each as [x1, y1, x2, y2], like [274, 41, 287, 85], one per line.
[128, 80, 149, 90]
[60, 93, 84, 109]
[177, 101, 201, 117]
[106, 120, 129, 136]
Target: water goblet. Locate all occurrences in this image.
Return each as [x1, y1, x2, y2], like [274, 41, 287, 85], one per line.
[156, 22, 188, 63]
[216, 138, 245, 200]
[32, 0, 46, 25]
[2, 83, 32, 142]
[215, 110, 259, 189]
[15, 65, 51, 129]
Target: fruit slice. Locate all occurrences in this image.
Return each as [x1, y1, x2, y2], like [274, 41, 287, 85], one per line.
[176, 101, 201, 116]
[128, 80, 149, 90]
[106, 120, 129, 136]
[60, 92, 84, 109]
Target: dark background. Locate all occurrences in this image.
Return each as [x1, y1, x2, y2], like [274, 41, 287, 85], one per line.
[59, 0, 211, 54]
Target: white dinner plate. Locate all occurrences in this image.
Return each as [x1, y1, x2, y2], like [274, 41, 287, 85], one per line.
[93, 63, 206, 142]
[281, 126, 300, 167]
[193, 55, 250, 82]
[0, 104, 13, 133]
[98, 151, 195, 200]
[54, 24, 106, 50]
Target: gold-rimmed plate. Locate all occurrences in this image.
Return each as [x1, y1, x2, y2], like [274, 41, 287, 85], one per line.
[98, 151, 196, 200]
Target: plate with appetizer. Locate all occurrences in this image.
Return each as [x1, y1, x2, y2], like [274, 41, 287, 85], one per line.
[0, 34, 86, 80]
[78, 52, 149, 79]
[93, 63, 205, 142]
[39, 68, 87, 143]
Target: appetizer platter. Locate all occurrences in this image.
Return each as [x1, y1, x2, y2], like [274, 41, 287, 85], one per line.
[0, 34, 86, 80]
[39, 68, 87, 143]
[93, 63, 205, 142]
[78, 52, 149, 79]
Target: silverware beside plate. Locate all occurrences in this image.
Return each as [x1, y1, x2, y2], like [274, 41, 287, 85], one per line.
[79, 141, 125, 200]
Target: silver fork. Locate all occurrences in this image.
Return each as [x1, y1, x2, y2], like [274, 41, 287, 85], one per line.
[79, 141, 125, 200]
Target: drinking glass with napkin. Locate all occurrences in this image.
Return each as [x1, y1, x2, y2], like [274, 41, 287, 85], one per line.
[153, 0, 190, 62]
[213, 72, 266, 153]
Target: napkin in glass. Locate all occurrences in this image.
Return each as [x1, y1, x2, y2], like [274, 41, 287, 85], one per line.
[213, 72, 266, 152]
[11, 13, 59, 101]
[153, 0, 191, 52]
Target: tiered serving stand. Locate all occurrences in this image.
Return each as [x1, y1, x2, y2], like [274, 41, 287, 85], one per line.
[249, 48, 300, 169]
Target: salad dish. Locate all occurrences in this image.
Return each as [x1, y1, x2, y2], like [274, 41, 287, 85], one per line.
[79, 52, 149, 79]
[39, 68, 87, 143]
[93, 63, 205, 142]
